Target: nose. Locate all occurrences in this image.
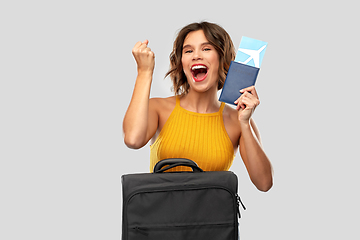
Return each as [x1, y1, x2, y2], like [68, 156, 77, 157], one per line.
[192, 49, 203, 60]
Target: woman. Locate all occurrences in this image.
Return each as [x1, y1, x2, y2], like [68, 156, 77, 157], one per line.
[123, 22, 272, 192]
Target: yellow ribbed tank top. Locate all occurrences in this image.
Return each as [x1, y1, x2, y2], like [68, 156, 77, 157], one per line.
[150, 96, 235, 172]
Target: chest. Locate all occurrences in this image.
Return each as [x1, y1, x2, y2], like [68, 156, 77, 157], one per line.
[157, 107, 240, 153]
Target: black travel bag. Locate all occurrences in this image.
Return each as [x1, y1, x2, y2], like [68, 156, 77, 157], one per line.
[121, 158, 245, 240]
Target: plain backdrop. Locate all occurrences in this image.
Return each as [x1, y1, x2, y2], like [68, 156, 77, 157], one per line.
[1, 0, 359, 239]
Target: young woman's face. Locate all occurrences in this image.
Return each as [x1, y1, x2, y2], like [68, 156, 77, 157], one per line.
[181, 30, 220, 93]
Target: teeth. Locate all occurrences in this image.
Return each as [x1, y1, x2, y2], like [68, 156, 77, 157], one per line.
[191, 65, 207, 71]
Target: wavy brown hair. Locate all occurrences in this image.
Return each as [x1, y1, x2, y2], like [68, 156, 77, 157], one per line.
[165, 21, 235, 95]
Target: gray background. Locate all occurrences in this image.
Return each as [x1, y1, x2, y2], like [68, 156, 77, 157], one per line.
[1, 0, 359, 239]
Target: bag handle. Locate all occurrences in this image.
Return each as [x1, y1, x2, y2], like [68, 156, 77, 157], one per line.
[153, 158, 204, 173]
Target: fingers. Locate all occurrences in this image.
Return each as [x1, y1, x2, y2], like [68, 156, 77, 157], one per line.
[133, 40, 148, 48]
[234, 86, 260, 110]
[241, 93, 260, 109]
[139, 40, 152, 53]
[132, 40, 154, 56]
[132, 40, 155, 73]
[240, 86, 258, 99]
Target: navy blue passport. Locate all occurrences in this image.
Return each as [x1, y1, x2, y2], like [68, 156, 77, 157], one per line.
[219, 61, 260, 105]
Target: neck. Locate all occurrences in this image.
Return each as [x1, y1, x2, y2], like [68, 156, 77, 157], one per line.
[180, 89, 221, 114]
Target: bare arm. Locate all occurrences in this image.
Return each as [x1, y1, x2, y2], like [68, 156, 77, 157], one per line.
[235, 86, 273, 192]
[123, 40, 158, 149]
[239, 119, 273, 192]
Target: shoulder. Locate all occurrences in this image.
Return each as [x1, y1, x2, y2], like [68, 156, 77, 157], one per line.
[222, 104, 258, 133]
[150, 96, 176, 104]
[222, 103, 241, 148]
[222, 104, 239, 124]
[149, 96, 176, 110]
[149, 96, 177, 120]
[150, 96, 177, 132]
[222, 104, 262, 146]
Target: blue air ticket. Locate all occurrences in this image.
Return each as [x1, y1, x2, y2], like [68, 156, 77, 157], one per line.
[234, 36, 268, 68]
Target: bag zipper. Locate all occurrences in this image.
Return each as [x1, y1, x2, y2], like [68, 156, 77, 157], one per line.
[132, 226, 149, 236]
[123, 185, 245, 239]
[235, 193, 246, 218]
[132, 222, 234, 235]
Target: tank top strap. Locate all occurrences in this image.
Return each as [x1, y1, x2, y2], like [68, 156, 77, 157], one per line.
[219, 102, 225, 114]
[175, 95, 180, 106]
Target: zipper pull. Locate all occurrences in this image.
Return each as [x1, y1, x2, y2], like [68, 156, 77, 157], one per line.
[133, 227, 149, 236]
[236, 193, 246, 210]
[236, 193, 246, 218]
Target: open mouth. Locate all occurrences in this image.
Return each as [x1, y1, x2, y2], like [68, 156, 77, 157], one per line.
[191, 64, 208, 82]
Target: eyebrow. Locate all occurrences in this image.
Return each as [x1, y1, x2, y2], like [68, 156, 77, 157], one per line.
[182, 42, 212, 49]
